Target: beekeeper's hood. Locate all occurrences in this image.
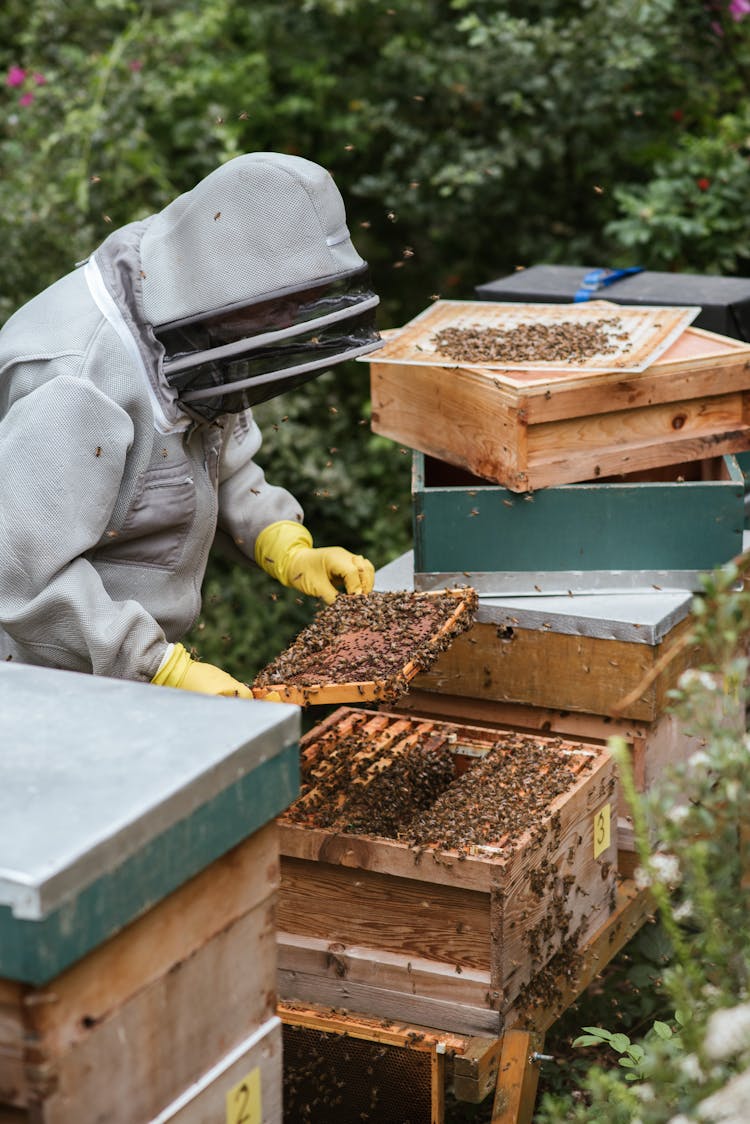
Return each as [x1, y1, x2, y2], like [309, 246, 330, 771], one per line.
[137, 153, 381, 420]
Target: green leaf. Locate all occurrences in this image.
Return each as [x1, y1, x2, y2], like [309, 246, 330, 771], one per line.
[609, 1034, 632, 1053]
[573, 1035, 608, 1048]
[652, 1021, 673, 1040]
[581, 1027, 613, 1041]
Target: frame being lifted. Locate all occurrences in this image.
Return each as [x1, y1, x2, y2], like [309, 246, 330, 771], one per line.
[279, 880, 653, 1124]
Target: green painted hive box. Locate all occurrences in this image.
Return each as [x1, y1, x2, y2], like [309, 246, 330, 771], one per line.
[413, 452, 745, 595]
[0, 661, 300, 986]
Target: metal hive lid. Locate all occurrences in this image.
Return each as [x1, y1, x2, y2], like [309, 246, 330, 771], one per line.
[0, 662, 299, 922]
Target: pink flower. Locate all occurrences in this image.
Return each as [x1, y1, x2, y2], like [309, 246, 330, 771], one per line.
[730, 0, 750, 19]
[128, 60, 143, 72]
[18, 92, 34, 107]
[32, 72, 46, 86]
[5, 66, 26, 88]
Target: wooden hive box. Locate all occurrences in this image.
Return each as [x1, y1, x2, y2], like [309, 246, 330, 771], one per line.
[0, 662, 299, 1124]
[412, 452, 745, 595]
[376, 551, 698, 722]
[367, 301, 750, 492]
[276, 707, 618, 1037]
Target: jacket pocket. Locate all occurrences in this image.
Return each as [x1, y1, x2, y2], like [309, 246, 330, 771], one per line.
[95, 461, 197, 570]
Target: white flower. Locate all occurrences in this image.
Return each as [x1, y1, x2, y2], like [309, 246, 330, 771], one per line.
[673, 899, 695, 923]
[668, 804, 690, 825]
[634, 865, 651, 890]
[650, 852, 682, 888]
[679, 670, 718, 692]
[704, 1003, 750, 1061]
[667, 1115, 692, 1124]
[688, 750, 710, 771]
[680, 1053, 705, 1082]
[696, 1066, 750, 1120]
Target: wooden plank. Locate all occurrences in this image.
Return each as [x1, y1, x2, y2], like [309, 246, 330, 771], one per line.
[413, 615, 697, 722]
[278, 932, 493, 1005]
[278, 859, 493, 970]
[491, 1030, 544, 1124]
[279, 967, 500, 1037]
[525, 391, 749, 488]
[25, 899, 278, 1123]
[149, 1016, 281, 1124]
[22, 824, 279, 1059]
[277, 999, 468, 1054]
[371, 360, 524, 488]
[520, 329, 750, 422]
[0, 984, 25, 1107]
[452, 1037, 503, 1104]
[431, 1051, 446, 1124]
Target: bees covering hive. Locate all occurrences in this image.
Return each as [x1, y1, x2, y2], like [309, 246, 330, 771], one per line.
[276, 708, 618, 1035]
[253, 589, 477, 705]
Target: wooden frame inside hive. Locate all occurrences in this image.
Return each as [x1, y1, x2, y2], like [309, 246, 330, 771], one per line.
[276, 707, 618, 1035]
[252, 589, 477, 706]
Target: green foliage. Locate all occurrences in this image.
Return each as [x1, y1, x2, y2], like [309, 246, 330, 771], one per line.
[2, 0, 747, 323]
[535, 555, 750, 1122]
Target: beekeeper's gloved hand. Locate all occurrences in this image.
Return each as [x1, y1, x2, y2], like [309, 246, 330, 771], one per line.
[152, 642, 256, 698]
[255, 520, 375, 605]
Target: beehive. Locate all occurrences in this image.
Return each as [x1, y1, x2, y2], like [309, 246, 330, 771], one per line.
[276, 707, 618, 1036]
[376, 550, 698, 723]
[367, 302, 750, 492]
[0, 662, 299, 1124]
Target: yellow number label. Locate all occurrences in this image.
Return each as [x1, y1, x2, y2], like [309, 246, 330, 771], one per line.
[226, 1067, 261, 1124]
[593, 803, 611, 859]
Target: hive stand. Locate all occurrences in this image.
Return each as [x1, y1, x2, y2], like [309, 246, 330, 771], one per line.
[279, 880, 653, 1124]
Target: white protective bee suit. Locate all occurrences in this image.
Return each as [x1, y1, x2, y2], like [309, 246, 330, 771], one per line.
[0, 153, 380, 687]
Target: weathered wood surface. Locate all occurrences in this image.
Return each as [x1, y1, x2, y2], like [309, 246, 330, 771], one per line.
[491, 1029, 545, 1124]
[150, 1016, 282, 1124]
[0, 827, 280, 1122]
[410, 614, 697, 721]
[370, 324, 750, 491]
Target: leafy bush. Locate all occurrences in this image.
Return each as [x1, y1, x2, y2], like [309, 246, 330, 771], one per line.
[535, 557, 750, 1121]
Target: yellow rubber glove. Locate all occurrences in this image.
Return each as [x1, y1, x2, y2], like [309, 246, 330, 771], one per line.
[151, 643, 254, 698]
[254, 520, 375, 605]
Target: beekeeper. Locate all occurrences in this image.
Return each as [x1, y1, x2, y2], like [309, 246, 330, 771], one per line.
[0, 152, 381, 697]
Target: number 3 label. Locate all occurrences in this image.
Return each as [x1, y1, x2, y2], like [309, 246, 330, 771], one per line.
[593, 803, 611, 859]
[226, 1067, 261, 1124]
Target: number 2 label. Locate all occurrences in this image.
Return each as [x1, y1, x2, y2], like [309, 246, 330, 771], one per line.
[226, 1067, 261, 1124]
[593, 803, 611, 859]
